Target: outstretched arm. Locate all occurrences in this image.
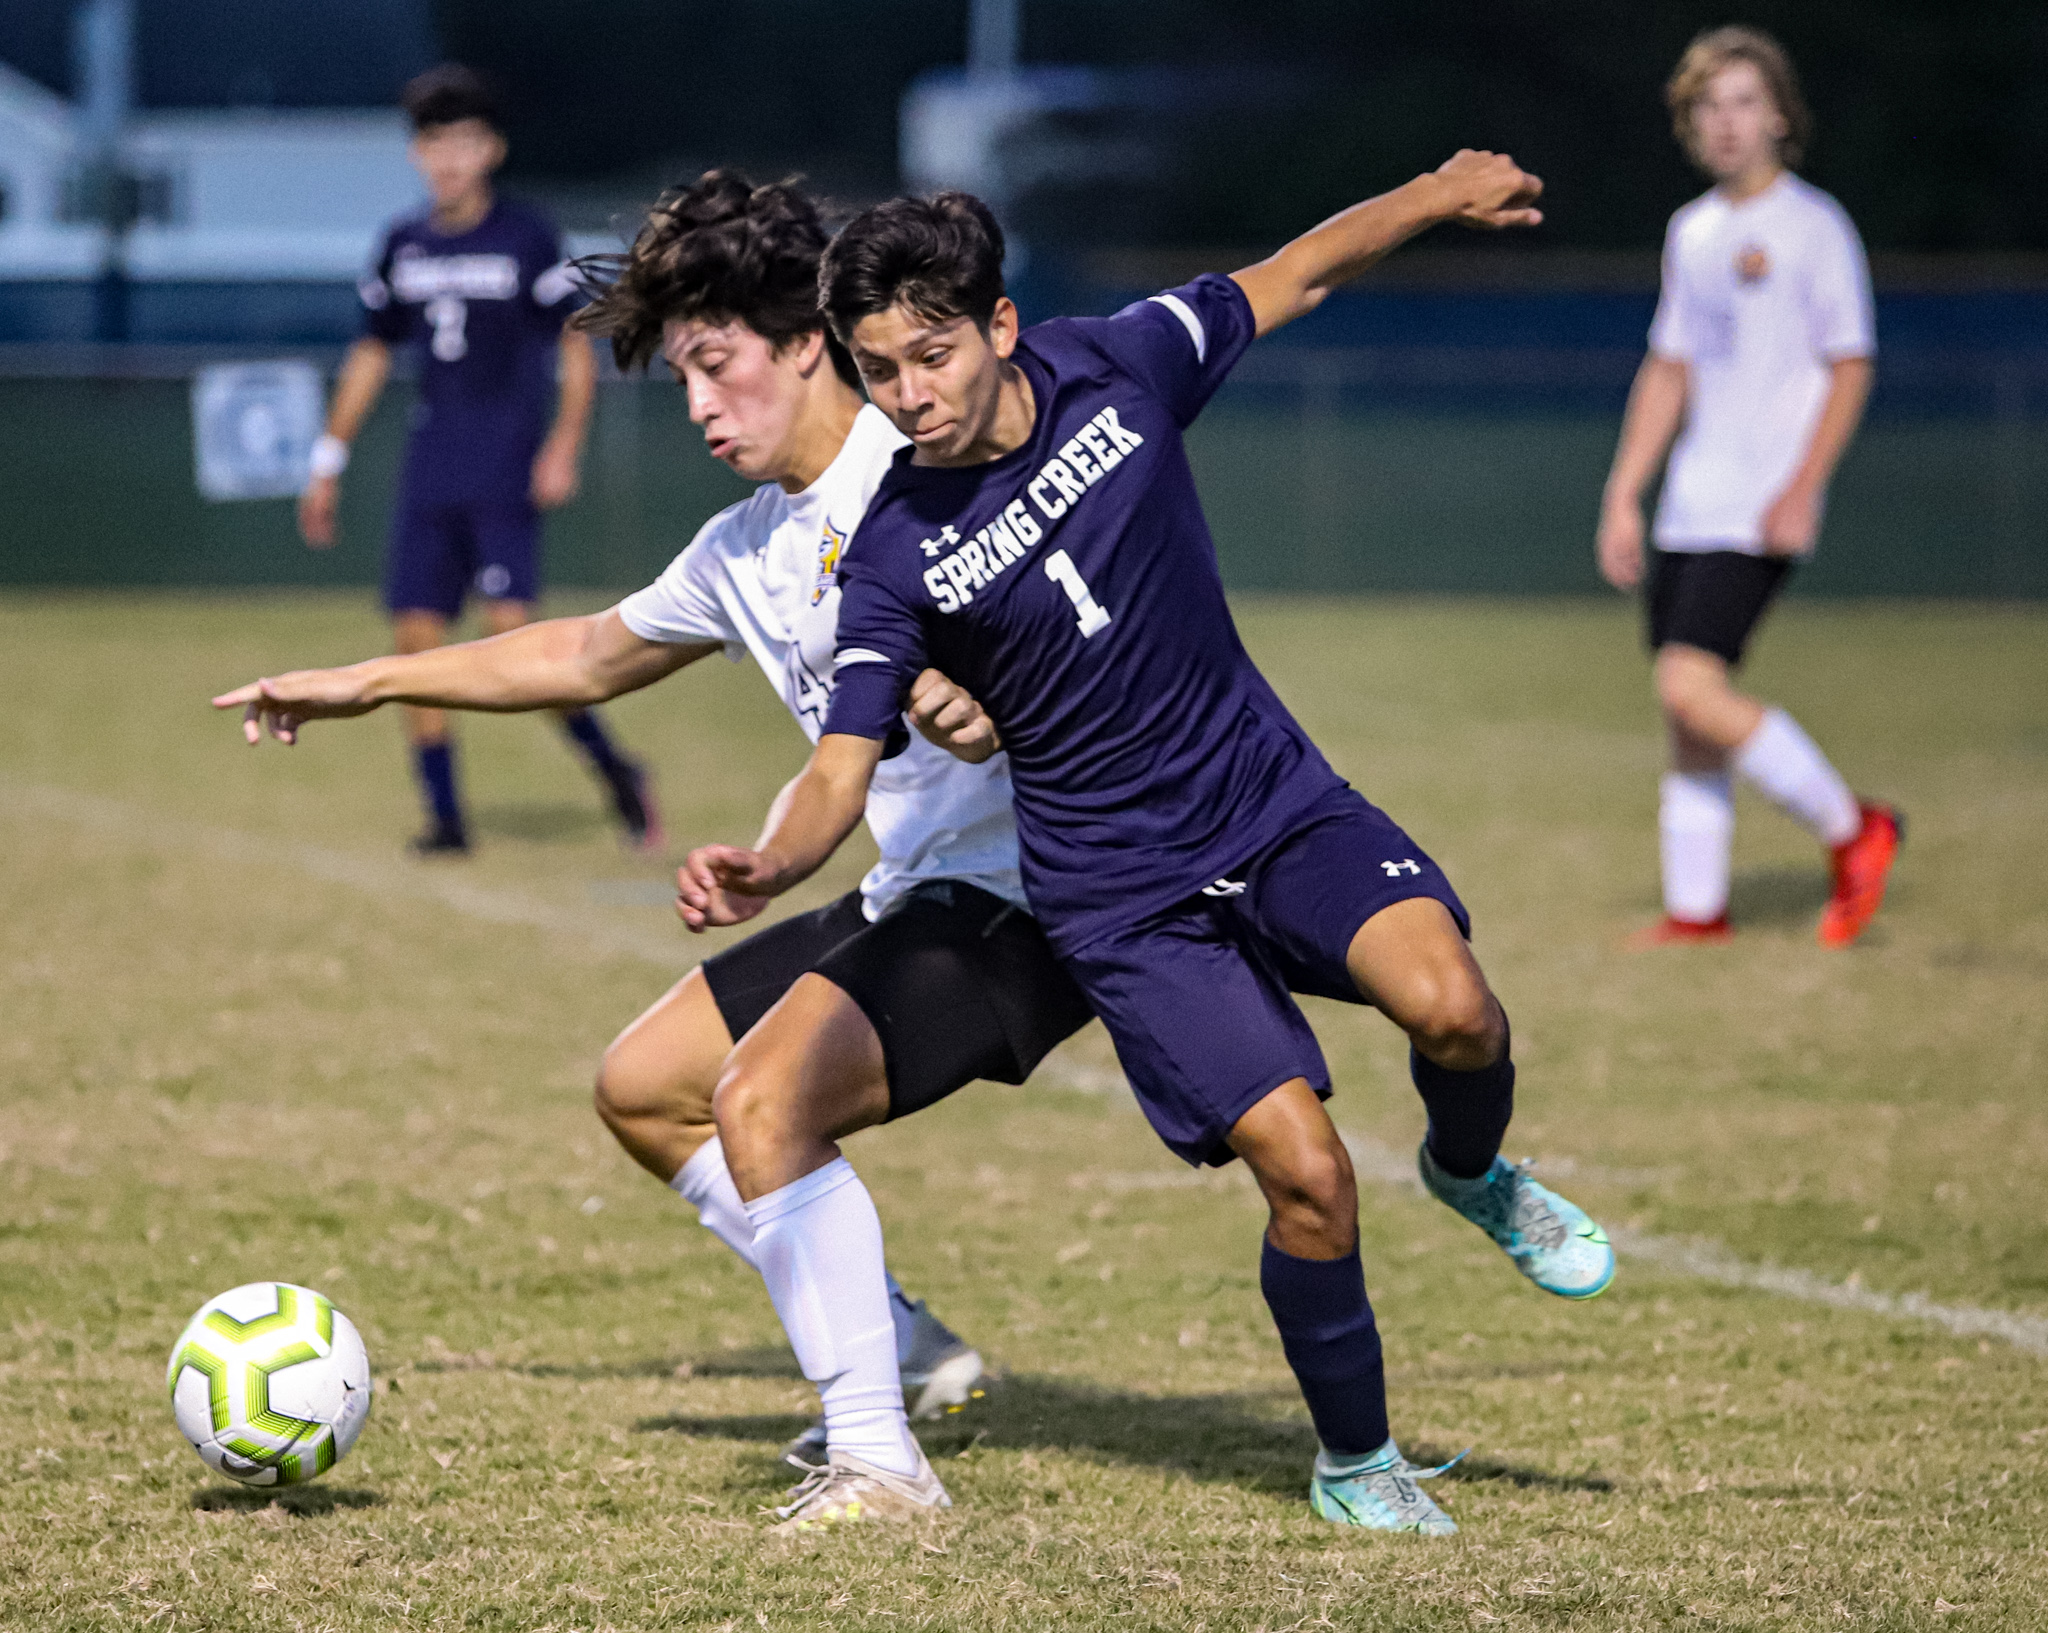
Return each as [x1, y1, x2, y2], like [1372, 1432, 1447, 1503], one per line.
[213, 608, 714, 744]
[1230, 150, 1544, 338]
[675, 734, 884, 931]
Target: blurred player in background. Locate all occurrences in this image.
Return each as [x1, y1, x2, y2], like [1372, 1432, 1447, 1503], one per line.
[298, 64, 657, 856]
[1598, 27, 1900, 948]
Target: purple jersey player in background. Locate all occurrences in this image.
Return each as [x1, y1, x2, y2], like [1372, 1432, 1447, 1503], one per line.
[298, 64, 657, 855]
[676, 155, 1618, 1535]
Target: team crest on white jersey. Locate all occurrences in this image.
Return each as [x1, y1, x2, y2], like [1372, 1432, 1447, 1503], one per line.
[812, 520, 848, 605]
[1733, 243, 1771, 285]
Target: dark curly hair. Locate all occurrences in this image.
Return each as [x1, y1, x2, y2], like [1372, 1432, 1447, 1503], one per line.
[819, 191, 1007, 342]
[573, 169, 857, 386]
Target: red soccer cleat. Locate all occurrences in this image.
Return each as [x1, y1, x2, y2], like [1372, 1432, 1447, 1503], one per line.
[1818, 800, 1904, 948]
[1625, 913, 1733, 950]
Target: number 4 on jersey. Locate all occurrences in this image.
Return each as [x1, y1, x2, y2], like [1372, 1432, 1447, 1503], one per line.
[1043, 549, 1111, 637]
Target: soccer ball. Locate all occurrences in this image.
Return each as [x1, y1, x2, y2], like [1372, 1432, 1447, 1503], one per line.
[166, 1282, 373, 1486]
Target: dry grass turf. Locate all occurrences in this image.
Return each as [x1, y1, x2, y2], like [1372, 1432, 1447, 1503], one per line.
[1, 591, 2044, 1631]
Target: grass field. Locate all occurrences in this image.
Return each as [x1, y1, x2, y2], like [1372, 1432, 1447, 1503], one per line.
[2, 592, 2045, 1631]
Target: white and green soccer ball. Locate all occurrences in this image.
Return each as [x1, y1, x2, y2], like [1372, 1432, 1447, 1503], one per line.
[166, 1282, 373, 1486]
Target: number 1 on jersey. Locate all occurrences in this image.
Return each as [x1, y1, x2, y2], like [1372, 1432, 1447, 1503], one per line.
[1043, 549, 1112, 638]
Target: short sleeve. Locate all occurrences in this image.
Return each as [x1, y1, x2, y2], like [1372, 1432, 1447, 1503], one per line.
[1084, 273, 1257, 426]
[822, 555, 928, 745]
[358, 230, 409, 344]
[616, 523, 745, 658]
[1647, 218, 1694, 361]
[1806, 207, 1875, 361]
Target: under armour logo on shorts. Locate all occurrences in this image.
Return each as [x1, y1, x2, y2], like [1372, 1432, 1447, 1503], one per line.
[1381, 858, 1422, 877]
[1201, 878, 1247, 897]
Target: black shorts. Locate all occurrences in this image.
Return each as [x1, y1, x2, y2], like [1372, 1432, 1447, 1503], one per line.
[1647, 548, 1793, 666]
[699, 882, 1095, 1122]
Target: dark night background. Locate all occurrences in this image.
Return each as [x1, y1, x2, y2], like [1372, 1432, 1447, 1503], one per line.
[2, 0, 2043, 253]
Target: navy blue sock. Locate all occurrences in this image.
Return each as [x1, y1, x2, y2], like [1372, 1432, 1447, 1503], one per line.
[1411, 1020, 1514, 1181]
[560, 708, 629, 781]
[412, 739, 463, 831]
[1259, 1240, 1389, 1457]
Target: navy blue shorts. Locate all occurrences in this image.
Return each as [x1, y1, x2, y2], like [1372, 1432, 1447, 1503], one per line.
[384, 498, 542, 619]
[1063, 787, 1470, 1168]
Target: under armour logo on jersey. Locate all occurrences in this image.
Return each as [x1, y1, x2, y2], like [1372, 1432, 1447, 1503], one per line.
[919, 524, 962, 558]
[1381, 858, 1422, 877]
[1201, 878, 1247, 897]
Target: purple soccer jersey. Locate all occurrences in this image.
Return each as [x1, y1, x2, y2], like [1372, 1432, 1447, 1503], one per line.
[823, 275, 1350, 956]
[360, 197, 582, 504]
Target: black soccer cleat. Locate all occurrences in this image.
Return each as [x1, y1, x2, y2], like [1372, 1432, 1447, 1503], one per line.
[409, 819, 471, 857]
[605, 758, 665, 854]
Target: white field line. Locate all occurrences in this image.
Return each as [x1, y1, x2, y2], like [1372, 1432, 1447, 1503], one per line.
[14, 778, 2046, 1358]
[1039, 1069, 2048, 1360]
[0, 780, 686, 969]
[1336, 1129, 2048, 1359]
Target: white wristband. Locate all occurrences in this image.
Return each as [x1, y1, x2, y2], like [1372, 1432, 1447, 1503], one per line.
[308, 433, 350, 480]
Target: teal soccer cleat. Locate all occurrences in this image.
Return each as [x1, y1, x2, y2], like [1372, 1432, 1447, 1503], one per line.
[1310, 1440, 1464, 1535]
[1419, 1145, 1616, 1300]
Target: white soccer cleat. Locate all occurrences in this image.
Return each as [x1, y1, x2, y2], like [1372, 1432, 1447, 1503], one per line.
[771, 1446, 952, 1534]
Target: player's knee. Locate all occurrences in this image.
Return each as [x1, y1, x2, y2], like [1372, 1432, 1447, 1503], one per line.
[1405, 967, 1501, 1068]
[1258, 1140, 1356, 1231]
[710, 1055, 790, 1155]
[1654, 648, 1723, 729]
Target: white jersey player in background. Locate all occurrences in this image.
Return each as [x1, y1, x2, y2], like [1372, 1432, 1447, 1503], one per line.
[213, 174, 1094, 1490]
[1598, 26, 1902, 949]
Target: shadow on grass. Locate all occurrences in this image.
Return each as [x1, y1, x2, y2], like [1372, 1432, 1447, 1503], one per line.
[416, 1347, 801, 1382]
[636, 1372, 1611, 1498]
[470, 802, 605, 844]
[191, 1486, 383, 1515]
[1727, 865, 1829, 926]
[1424, 1449, 1614, 1493]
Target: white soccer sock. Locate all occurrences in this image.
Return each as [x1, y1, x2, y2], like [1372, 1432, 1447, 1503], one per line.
[676, 1142, 926, 1366]
[1733, 708, 1861, 847]
[670, 1137, 757, 1271]
[746, 1158, 920, 1476]
[1659, 770, 1734, 923]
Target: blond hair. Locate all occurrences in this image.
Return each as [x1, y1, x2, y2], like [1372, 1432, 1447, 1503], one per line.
[1666, 25, 1812, 170]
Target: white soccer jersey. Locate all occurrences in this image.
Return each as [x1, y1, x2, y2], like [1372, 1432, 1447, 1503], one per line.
[1649, 173, 1875, 554]
[617, 404, 1024, 918]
